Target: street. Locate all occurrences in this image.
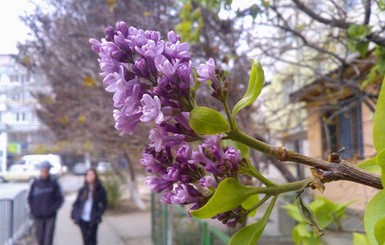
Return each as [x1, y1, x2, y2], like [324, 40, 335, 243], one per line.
[0, 174, 84, 199]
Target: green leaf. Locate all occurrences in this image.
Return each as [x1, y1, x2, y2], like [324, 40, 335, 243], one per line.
[282, 203, 304, 223]
[376, 149, 385, 186]
[347, 24, 371, 38]
[229, 196, 277, 245]
[364, 189, 385, 244]
[353, 233, 371, 245]
[292, 224, 322, 245]
[189, 106, 230, 135]
[232, 59, 264, 117]
[241, 194, 259, 217]
[334, 200, 355, 219]
[347, 39, 358, 53]
[379, 0, 385, 11]
[375, 216, 385, 245]
[357, 157, 381, 174]
[309, 197, 334, 228]
[296, 195, 323, 236]
[190, 178, 257, 218]
[293, 223, 312, 238]
[374, 77, 385, 151]
[309, 196, 352, 228]
[356, 42, 369, 57]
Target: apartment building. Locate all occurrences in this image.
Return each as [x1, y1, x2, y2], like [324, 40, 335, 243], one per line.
[0, 54, 51, 171]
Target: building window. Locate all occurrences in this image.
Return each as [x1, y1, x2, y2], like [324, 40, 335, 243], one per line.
[10, 91, 25, 101]
[322, 97, 363, 159]
[15, 112, 27, 122]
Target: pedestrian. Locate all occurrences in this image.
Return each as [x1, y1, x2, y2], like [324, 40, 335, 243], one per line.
[27, 160, 64, 245]
[71, 167, 107, 245]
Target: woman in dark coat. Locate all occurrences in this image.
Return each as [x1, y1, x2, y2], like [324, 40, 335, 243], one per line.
[71, 168, 107, 245]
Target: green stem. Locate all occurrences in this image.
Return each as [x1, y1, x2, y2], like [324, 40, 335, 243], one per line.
[227, 129, 273, 156]
[243, 160, 277, 187]
[223, 99, 236, 130]
[255, 179, 312, 196]
[247, 195, 271, 214]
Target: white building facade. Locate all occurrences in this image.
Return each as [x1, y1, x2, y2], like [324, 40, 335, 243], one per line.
[0, 54, 50, 171]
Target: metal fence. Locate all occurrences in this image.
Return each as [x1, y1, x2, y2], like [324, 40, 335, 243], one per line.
[151, 193, 230, 245]
[0, 190, 32, 245]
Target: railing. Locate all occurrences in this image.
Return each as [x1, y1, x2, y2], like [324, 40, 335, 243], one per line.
[0, 190, 32, 245]
[151, 193, 230, 245]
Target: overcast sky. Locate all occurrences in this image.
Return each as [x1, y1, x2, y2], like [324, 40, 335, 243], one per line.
[0, 0, 33, 54]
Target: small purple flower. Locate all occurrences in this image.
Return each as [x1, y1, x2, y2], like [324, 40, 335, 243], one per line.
[161, 192, 174, 204]
[164, 166, 181, 182]
[170, 184, 191, 204]
[196, 58, 216, 82]
[115, 21, 129, 37]
[167, 31, 180, 44]
[190, 146, 221, 175]
[164, 41, 190, 62]
[145, 176, 173, 193]
[155, 56, 178, 80]
[168, 184, 201, 204]
[113, 109, 142, 135]
[140, 153, 155, 172]
[140, 94, 164, 124]
[199, 176, 216, 187]
[176, 62, 193, 85]
[175, 143, 193, 162]
[210, 144, 227, 162]
[225, 147, 241, 166]
[120, 83, 143, 115]
[149, 127, 185, 152]
[202, 134, 222, 148]
[89, 38, 102, 53]
[149, 128, 165, 152]
[133, 58, 150, 77]
[214, 207, 248, 228]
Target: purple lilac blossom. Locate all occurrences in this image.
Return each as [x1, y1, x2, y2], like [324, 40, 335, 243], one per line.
[145, 176, 173, 193]
[196, 58, 221, 91]
[91, 23, 248, 227]
[149, 127, 185, 152]
[90, 21, 194, 135]
[199, 176, 216, 188]
[140, 94, 164, 124]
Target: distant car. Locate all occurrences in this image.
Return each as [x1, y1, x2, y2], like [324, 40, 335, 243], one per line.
[14, 154, 67, 177]
[96, 162, 113, 174]
[0, 164, 40, 183]
[72, 162, 88, 175]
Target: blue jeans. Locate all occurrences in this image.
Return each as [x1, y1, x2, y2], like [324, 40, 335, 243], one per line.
[79, 219, 99, 245]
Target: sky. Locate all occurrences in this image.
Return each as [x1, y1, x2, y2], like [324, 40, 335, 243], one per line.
[0, 0, 34, 54]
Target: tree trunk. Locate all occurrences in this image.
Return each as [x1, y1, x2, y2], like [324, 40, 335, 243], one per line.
[123, 146, 146, 210]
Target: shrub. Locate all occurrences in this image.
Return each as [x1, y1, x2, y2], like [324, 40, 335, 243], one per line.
[102, 173, 123, 210]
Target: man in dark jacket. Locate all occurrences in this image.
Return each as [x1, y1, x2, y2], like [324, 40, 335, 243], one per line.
[28, 161, 64, 245]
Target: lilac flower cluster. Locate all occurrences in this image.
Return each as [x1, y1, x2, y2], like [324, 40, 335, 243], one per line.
[90, 21, 194, 135]
[90, 22, 247, 227]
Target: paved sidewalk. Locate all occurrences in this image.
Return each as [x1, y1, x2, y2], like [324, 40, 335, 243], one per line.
[54, 192, 153, 245]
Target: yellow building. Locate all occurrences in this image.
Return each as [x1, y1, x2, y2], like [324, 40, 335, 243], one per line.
[290, 59, 381, 209]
